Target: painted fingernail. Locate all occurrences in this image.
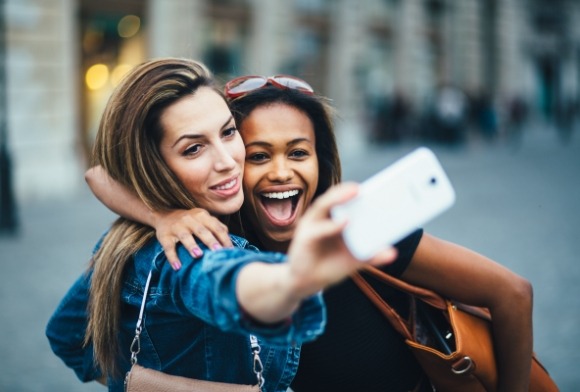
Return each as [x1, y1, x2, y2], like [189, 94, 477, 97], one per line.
[171, 262, 181, 271]
[212, 243, 222, 250]
[192, 247, 203, 257]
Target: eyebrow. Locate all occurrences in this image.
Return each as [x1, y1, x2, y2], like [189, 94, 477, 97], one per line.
[245, 137, 312, 148]
[171, 115, 234, 147]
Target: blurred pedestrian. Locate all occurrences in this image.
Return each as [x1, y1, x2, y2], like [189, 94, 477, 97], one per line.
[430, 85, 468, 144]
[506, 95, 529, 147]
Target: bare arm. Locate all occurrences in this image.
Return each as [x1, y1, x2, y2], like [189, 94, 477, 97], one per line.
[85, 166, 233, 269]
[85, 166, 157, 226]
[401, 234, 533, 392]
[236, 183, 398, 323]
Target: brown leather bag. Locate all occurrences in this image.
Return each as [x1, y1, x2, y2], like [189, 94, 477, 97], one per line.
[352, 266, 559, 392]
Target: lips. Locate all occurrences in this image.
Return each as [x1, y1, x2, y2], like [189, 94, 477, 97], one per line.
[259, 189, 301, 225]
[214, 178, 237, 191]
[210, 175, 241, 197]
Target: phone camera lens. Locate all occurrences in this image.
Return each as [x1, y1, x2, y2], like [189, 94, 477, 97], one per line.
[429, 177, 437, 185]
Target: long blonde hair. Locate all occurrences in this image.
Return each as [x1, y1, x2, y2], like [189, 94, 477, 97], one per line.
[85, 58, 221, 377]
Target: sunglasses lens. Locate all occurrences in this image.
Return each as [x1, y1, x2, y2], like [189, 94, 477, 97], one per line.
[227, 77, 267, 95]
[273, 77, 314, 93]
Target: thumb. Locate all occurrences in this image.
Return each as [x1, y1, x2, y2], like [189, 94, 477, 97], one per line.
[366, 247, 398, 267]
[307, 182, 359, 220]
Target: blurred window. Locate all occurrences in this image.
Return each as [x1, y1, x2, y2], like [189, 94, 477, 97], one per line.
[79, 0, 146, 160]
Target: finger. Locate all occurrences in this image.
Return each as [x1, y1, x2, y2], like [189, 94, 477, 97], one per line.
[190, 226, 222, 251]
[308, 183, 359, 219]
[366, 247, 398, 267]
[306, 219, 347, 242]
[193, 222, 233, 249]
[162, 243, 182, 271]
[178, 234, 204, 259]
[210, 222, 233, 248]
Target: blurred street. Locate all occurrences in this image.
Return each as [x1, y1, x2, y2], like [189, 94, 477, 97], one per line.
[1, 122, 579, 391]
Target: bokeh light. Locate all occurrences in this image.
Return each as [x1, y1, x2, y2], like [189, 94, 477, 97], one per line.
[111, 64, 133, 87]
[118, 15, 141, 38]
[85, 64, 109, 90]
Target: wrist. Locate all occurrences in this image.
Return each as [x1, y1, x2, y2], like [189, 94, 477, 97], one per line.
[148, 208, 164, 229]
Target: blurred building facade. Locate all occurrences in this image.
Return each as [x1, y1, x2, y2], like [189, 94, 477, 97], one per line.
[3, 0, 580, 201]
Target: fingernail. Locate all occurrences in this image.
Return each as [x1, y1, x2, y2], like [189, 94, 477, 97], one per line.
[212, 243, 222, 251]
[192, 247, 203, 258]
[171, 262, 181, 271]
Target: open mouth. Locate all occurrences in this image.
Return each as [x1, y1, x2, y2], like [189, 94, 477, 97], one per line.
[260, 189, 301, 223]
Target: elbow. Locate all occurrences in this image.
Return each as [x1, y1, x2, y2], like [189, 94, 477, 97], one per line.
[509, 274, 534, 315]
[45, 312, 76, 364]
[46, 317, 101, 382]
[84, 166, 97, 187]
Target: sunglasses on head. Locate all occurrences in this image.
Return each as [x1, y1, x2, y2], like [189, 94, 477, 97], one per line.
[224, 75, 314, 99]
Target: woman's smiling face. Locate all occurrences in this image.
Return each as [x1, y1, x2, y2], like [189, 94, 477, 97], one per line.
[159, 87, 245, 216]
[240, 103, 319, 252]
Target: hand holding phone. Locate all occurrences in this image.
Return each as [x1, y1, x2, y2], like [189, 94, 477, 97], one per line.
[331, 147, 455, 260]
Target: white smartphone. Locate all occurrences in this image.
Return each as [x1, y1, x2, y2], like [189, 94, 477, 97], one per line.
[331, 147, 455, 260]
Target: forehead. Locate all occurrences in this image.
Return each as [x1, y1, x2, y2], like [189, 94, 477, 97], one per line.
[240, 103, 315, 142]
[160, 87, 230, 140]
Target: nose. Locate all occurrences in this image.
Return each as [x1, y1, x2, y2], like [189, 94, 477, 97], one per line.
[213, 141, 237, 172]
[267, 157, 294, 182]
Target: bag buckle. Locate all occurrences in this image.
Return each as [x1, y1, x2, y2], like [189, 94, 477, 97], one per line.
[451, 356, 474, 375]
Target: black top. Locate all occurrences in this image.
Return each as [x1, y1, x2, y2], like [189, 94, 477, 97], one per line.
[290, 229, 425, 392]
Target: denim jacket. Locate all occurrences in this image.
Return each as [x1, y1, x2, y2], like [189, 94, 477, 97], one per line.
[46, 234, 325, 392]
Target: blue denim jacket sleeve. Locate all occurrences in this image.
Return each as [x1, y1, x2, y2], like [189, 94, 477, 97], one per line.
[46, 233, 325, 382]
[45, 271, 102, 382]
[147, 237, 325, 345]
[45, 234, 107, 382]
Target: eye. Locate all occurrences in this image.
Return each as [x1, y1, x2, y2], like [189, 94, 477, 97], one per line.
[290, 149, 309, 159]
[183, 144, 202, 156]
[222, 126, 238, 138]
[247, 152, 269, 162]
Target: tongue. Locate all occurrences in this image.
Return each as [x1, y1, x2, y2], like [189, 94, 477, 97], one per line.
[263, 198, 293, 221]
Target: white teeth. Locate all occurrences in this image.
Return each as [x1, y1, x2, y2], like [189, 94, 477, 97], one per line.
[215, 178, 236, 190]
[262, 190, 299, 199]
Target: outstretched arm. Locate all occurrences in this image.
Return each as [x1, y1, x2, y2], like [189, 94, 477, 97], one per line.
[402, 234, 533, 392]
[85, 165, 233, 269]
[236, 183, 398, 323]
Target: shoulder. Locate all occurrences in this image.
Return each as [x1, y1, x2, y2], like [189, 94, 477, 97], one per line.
[379, 229, 424, 277]
[395, 228, 423, 255]
[91, 229, 110, 254]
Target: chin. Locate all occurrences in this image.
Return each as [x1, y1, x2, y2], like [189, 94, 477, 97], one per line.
[214, 201, 244, 216]
[264, 230, 293, 245]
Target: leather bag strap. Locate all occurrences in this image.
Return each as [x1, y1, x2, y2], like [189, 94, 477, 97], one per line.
[358, 266, 447, 309]
[351, 265, 451, 340]
[351, 272, 414, 340]
[353, 266, 492, 336]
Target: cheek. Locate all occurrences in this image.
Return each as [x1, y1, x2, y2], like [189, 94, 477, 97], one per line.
[242, 167, 258, 200]
[178, 171, 204, 198]
[166, 158, 206, 197]
[231, 136, 246, 165]
[307, 160, 320, 191]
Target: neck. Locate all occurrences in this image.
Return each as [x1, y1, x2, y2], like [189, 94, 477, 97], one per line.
[261, 237, 290, 253]
[246, 227, 290, 253]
